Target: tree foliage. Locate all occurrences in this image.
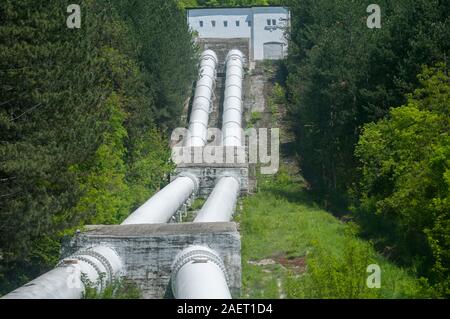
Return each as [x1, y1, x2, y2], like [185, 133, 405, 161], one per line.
[355, 64, 449, 296]
[285, 0, 449, 208]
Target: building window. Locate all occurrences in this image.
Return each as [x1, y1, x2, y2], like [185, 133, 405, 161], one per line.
[272, 19, 277, 25]
[267, 19, 271, 26]
[247, 20, 251, 27]
[236, 20, 240, 27]
[212, 20, 216, 27]
[224, 21, 228, 27]
[199, 21, 203, 27]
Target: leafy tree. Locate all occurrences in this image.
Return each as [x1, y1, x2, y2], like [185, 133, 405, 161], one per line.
[285, 0, 449, 209]
[354, 64, 449, 296]
[69, 93, 129, 225]
[116, 0, 197, 130]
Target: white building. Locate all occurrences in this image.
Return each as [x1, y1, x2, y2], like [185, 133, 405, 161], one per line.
[187, 6, 290, 61]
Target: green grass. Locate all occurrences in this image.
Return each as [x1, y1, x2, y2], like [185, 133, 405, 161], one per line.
[239, 167, 433, 299]
[83, 278, 141, 299]
[247, 111, 263, 128]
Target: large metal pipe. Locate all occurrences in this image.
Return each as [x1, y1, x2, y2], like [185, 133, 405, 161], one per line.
[122, 53, 216, 225]
[122, 173, 198, 225]
[194, 176, 240, 223]
[185, 50, 218, 147]
[3, 175, 199, 299]
[169, 51, 244, 300]
[171, 245, 231, 299]
[192, 50, 244, 223]
[222, 49, 245, 146]
[1, 245, 122, 299]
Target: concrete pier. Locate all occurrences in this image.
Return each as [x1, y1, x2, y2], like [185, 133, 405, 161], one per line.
[62, 222, 241, 298]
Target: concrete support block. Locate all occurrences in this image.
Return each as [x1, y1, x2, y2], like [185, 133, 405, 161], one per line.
[62, 222, 241, 299]
[172, 160, 249, 198]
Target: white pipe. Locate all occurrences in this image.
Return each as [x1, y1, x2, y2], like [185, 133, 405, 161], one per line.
[123, 53, 215, 225]
[222, 49, 245, 146]
[1, 245, 122, 299]
[122, 173, 198, 225]
[185, 50, 218, 147]
[171, 245, 231, 299]
[194, 176, 240, 223]
[169, 51, 241, 300]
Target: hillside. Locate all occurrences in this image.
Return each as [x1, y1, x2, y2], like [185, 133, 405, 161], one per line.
[238, 68, 433, 298]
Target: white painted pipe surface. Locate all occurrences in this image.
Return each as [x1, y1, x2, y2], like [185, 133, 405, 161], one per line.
[123, 53, 214, 225]
[185, 50, 218, 147]
[171, 245, 231, 299]
[1, 245, 122, 299]
[194, 176, 240, 223]
[170, 51, 244, 300]
[122, 174, 198, 225]
[222, 49, 245, 146]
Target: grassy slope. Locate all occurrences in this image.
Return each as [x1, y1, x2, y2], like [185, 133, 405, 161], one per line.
[237, 168, 432, 298]
[237, 61, 433, 299]
[237, 170, 427, 298]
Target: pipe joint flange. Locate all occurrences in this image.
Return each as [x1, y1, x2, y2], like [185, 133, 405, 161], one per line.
[171, 246, 230, 289]
[218, 172, 241, 187]
[73, 255, 107, 290]
[58, 253, 106, 291]
[57, 245, 122, 288]
[177, 172, 200, 194]
[226, 49, 245, 64]
[201, 50, 219, 66]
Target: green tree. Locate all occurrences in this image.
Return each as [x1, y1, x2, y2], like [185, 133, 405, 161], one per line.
[354, 64, 449, 296]
[285, 0, 449, 209]
[69, 93, 130, 226]
[115, 0, 197, 130]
